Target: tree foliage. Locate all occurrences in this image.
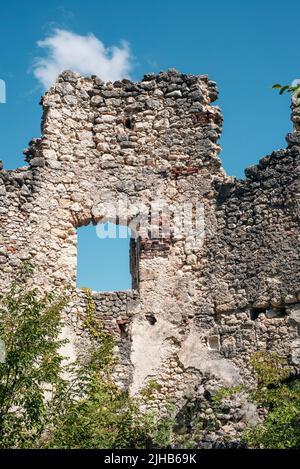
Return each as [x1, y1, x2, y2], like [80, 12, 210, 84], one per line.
[0, 273, 172, 449]
[272, 82, 300, 99]
[0, 263, 67, 448]
[242, 352, 300, 449]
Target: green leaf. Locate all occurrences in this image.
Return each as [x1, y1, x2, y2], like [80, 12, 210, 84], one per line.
[272, 84, 282, 89]
[279, 85, 290, 95]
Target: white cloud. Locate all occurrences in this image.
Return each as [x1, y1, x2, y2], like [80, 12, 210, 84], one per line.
[33, 29, 132, 89]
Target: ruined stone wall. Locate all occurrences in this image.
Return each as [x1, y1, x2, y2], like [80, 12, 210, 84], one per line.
[0, 69, 299, 444]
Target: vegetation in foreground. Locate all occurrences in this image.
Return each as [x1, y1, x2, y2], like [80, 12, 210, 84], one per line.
[242, 352, 300, 449]
[0, 265, 299, 449]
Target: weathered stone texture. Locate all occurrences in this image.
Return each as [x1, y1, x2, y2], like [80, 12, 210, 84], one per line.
[0, 69, 299, 444]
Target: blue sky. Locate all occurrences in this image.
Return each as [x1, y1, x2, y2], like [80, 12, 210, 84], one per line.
[0, 0, 299, 291]
[77, 224, 132, 291]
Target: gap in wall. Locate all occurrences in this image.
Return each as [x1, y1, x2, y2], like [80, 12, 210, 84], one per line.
[76, 222, 133, 292]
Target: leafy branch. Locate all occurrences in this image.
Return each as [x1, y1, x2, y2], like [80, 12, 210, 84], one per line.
[272, 82, 300, 98]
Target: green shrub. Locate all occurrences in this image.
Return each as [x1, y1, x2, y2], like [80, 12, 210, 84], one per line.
[0, 274, 168, 449]
[0, 263, 67, 448]
[242, 352, 300, 449]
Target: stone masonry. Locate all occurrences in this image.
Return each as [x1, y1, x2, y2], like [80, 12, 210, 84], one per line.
[0, 69, 299, 444]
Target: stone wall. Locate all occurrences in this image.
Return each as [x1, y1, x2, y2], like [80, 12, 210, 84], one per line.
[0, 69, 299, 444]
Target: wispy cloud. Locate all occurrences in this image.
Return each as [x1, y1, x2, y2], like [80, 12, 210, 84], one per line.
[33, 29, 132, 89]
